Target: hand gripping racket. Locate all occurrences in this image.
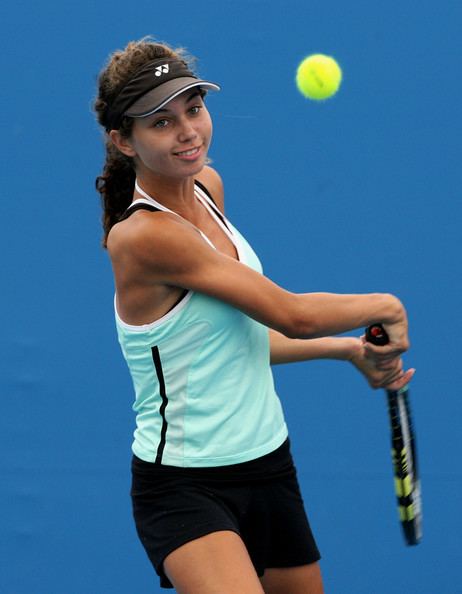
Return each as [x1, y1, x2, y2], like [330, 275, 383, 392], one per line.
[365, 324, 422, 545]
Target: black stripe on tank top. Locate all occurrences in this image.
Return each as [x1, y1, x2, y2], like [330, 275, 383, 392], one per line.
[151, 346, 168, 464]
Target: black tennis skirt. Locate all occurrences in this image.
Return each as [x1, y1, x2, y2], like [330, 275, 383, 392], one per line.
[130, 438, 320, 589]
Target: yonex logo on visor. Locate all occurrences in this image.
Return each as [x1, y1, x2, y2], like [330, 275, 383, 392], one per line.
[155, 64, 169, 77]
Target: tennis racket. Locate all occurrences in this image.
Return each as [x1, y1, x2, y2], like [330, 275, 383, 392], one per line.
[365, 324, 422, 545]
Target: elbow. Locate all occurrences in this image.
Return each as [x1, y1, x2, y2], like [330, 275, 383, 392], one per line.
[278, 322, 299, 339]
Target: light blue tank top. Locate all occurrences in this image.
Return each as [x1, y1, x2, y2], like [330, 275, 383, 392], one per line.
[115, 182, 288, 467]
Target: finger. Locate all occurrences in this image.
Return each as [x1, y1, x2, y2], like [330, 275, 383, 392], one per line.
[375, 358, 404, 372]
[364, 349, 392, 362]
[364, 342, 405, 357]
[371, 364, 411, 389]
[385, 368, 416, 391]
[365, 352, 403, 367]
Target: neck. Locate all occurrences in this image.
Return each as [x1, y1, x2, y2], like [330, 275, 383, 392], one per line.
[135, 172, 197, 214]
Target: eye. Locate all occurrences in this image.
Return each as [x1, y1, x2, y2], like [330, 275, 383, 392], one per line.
[189, 105, 202, 115]
[153, 118, 169, 129]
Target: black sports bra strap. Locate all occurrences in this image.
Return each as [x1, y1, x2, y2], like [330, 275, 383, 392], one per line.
[194, 179, 217, 206]
[118, 202, 161, 222]
[194, 179, 229, 231]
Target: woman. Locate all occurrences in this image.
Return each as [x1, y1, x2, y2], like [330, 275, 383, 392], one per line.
[94, 38, 413, 594]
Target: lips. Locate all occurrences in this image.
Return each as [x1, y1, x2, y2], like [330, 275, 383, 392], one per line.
[174, 146, 201, 157]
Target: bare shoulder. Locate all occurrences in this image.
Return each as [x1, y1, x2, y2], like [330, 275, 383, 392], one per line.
[195, 165, 225, 213]
[107, 209, 206, 273]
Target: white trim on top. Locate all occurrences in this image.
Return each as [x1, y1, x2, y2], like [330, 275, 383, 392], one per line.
[193, 185, 245, 264]
[114, 291, 193, 332]
[134, 179, 242, 257]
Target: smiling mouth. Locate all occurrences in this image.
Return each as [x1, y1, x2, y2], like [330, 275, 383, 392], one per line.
[174, 146, 201, 157]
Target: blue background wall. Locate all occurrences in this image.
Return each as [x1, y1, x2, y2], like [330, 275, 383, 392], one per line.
[2, 1, 461, 592]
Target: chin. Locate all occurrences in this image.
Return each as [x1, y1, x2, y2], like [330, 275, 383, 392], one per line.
[184, 157, 208, 176]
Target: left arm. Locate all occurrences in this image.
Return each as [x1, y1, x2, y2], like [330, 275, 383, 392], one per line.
[270, 329, 359, 364]
[269, 329, 414, 390]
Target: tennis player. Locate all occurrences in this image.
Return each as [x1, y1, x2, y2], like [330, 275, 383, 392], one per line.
[94, 38, 414, 594]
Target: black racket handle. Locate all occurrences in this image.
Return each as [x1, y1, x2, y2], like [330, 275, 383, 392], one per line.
[365, 324, 390, 346]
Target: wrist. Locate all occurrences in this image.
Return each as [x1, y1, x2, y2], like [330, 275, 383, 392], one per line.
[329, 336, 363, 361]
[370, 293, 405, 326]
[343, 336, 363, 362]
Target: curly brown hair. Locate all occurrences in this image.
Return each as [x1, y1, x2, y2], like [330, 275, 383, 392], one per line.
[94, 37, 195, 247]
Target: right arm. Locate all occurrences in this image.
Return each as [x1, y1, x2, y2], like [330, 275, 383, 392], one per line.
[109, 212, 409, 355]
[268, 331, 414, 390]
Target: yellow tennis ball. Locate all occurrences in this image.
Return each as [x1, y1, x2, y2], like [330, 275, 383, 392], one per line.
[296, 54, 342, 101]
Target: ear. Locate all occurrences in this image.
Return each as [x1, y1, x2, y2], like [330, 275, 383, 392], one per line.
[109, 129, 137, 158]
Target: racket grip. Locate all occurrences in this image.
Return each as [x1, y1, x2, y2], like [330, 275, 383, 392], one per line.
[365, 324, 389, 346]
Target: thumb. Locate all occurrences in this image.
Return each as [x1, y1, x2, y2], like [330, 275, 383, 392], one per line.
[386, 368, 416, 391]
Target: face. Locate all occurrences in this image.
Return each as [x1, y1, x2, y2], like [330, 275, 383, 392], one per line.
[112, 89, 213, 180]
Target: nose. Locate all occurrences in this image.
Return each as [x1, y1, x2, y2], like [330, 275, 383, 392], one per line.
[177, 116, 198, 143]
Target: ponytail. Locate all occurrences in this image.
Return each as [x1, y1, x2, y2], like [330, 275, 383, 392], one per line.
[95, 139, 135, 247]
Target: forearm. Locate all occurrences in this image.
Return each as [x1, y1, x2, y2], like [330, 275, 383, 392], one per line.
[269, 330, 361, 365]
[269, 328, 414, 391]
[288, 292, 404, 339]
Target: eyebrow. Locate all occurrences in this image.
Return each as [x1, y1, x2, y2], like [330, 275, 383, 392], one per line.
[154, 90, 202, 114]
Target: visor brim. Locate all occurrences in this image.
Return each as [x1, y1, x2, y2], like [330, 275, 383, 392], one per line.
[124, 78, 221, 119]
